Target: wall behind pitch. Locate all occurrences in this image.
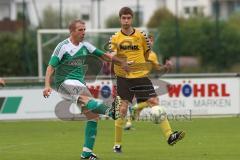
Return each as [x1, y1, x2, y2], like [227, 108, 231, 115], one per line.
[0, 88, 61, 120]
[0, 80, 115, 120]
[0, 77, 239, 120]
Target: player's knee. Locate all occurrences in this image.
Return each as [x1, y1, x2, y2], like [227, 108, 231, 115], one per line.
[84, 111, 100, 121]
[115, 118, 124, 127]
[120, 100, 128, 117]
[147, 97, 159, 106]
[120, 107, 128, 117]
[77, 95, 91, 107]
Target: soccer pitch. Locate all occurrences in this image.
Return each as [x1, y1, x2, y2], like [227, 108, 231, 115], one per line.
[0, 117, 239, 160]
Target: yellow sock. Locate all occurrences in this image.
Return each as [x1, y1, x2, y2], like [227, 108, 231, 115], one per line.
[127, 117, 131, 123]
[115, 118, 125, 145]
[160, 118, 173, 139]
[133, 102, 148, 110]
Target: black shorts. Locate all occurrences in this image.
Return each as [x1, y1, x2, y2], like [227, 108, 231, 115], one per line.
[116, 76, 157, 103]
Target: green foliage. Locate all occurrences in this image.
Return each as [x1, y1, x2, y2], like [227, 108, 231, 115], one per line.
[228, 12, 240, 29]
[41, 6, 60, 28]
[0, 32, 22, 76]
[0, 30, 37, 76]
[63, 11, 79, 28]
[105, 14, 120, 28]
[41, 5, 79, 28]
[105, 12, 145, 28]
[147, 7, 175, 28]
[154, 16, 240, 72]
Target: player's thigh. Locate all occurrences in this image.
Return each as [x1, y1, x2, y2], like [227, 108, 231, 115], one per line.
[146, 96, 159, 106]
[58, 79, 92, 102]
[116, 76, 134, 102]
[130, 77, 157, 103]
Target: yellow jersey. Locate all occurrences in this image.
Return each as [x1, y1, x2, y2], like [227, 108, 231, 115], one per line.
[147, 51, 160, 72]
[109, 29, 151, 78]
[148, 51, 159, 64]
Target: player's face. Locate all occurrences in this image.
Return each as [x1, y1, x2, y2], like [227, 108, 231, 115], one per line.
[149, 37, 154, 46]
[73, 23, 86, 41]
[120, 14, 133, 29]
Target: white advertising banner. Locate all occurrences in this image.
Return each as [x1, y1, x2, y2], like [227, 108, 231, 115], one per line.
[158, 77, 240, 115]
[0, 89, 61, 120]
[0, 77, 239, 120]
[0, 80, 115, 120]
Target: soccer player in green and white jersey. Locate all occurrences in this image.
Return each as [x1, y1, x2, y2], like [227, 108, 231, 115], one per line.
[43, 19, 128, 160]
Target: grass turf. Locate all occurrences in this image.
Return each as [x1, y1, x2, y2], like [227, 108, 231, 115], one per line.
[0, 117, 239, 160]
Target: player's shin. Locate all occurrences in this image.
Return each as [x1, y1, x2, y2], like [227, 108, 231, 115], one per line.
[158, 106, 173, 139]
[115, 118, 125, 145]
[84, 99, 111, 115]
[82, 120, 98, 157]
[132, 101, 148, 119]
[133, 101, 148, 110]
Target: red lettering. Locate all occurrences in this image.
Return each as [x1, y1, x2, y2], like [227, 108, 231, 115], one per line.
[221, 84, 230, 97]
[193, 84, 205, 97]
[87, 85, 100, 98]
[208, 84, 219, 97]
[167, 84, 181, 97]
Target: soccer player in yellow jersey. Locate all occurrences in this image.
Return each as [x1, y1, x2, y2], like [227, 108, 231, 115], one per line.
[109, 7, 185, 153]
[124, 34, 160, 130]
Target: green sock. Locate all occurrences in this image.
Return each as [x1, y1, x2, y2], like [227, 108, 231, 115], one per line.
[86, 99, 111, 115]
[82, 120, 97, 157]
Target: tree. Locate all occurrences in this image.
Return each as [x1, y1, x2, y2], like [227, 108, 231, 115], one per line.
[0, 30, 37, 76]
[155, 16, 240, 72]
[105, 12, 146, 28]
[63, 10, 79, 28]
[41, 6, 60, 28]
[147, 7, 174, 28]
[41, 6, 80, 28]
[105, 14, 120, 28]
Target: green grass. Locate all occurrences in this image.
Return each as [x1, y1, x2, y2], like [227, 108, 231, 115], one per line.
[0, 117, 240, 160]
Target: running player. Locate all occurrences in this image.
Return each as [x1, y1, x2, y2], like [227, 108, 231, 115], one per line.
[109, 7, 185, 153]
[124, 34, 160, 130]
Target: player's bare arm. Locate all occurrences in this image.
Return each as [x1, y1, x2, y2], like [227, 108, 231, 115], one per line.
[154, 59, 173, 73]
[43, 65, 55, 98]
[100, 52, 130, 72]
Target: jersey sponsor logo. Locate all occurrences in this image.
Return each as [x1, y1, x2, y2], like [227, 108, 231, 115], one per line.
[66, 58, 85, 66]
[119, 44, 139, 50]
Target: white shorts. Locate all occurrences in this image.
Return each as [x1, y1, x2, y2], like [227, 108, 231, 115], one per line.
[57, 79, 92, 103]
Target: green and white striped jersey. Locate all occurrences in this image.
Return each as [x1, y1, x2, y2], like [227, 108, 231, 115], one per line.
[49, 38, 104, 89]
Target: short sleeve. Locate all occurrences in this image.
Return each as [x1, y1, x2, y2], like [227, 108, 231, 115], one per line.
[140, 31, 151, 54]
[48, 42, 66, 67]
[109, 34, 117, 52]
[83, 42, 104, 57]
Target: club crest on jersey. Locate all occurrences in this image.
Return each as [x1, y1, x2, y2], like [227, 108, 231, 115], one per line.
[82, 49, 87, 55]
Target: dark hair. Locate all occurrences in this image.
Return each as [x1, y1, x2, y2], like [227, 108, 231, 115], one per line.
[148, 34, 154, 39]
[119, 7, 133, 17]
[68, 19, 85, 33]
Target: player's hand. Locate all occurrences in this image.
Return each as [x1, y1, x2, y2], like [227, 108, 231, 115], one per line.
[163, 60, 173, 73]
[0, 78, 5, 87]
[43, 87, 52, 98]
[121, 61, 131, 72]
